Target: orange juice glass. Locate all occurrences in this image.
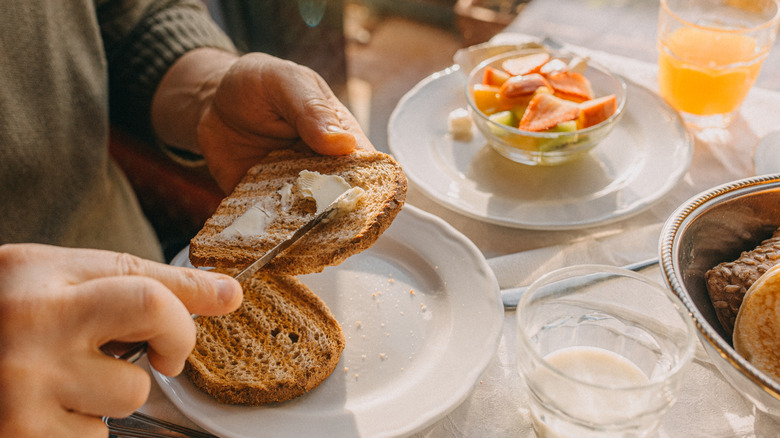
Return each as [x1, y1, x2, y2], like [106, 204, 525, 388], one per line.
[657, 0, 780, 128]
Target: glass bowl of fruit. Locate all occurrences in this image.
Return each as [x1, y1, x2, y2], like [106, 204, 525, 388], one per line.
[465, 48, 627, 166]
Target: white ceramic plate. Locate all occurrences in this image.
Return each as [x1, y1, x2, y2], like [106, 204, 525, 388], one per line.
[388, 66, 693, 229]
[155, 205, 503, 438]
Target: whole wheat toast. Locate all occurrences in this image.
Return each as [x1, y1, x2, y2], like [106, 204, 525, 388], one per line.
[184, 271, 345, 405]
[188, 149, 407, 275]
[705, 227, 780, 335]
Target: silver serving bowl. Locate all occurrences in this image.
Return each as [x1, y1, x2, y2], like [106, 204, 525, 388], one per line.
[660, 174, 780, 419]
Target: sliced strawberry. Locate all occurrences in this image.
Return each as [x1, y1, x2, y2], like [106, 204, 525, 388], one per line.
[483, 65, 511, 87]
[540, 58, 569, 75]
[545, 71, 594, 102]
[499, 73, 551, 99]
[501, 53, 551, 76]
[519, 93, 580, 132]
[578, 94, 617, 128]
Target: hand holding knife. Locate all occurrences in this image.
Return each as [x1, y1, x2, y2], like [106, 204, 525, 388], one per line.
[102, 191, 350, 363]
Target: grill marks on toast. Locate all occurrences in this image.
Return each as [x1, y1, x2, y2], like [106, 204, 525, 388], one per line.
[189, 150, 407, 276]
[184, 273, 345, 405]
[183, 150, 407, 405]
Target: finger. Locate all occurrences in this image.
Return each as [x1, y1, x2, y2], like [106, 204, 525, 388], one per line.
[294, 91, 358, 155]
[59, 413, 108, 438]
[278, 73, 365, 156]
[249, 56, 364, 155]
[67, 249, 243, 316]
[57, 355, 151, 418]
[70, 276, 197, 375]
[298, 102, 371, 155]
[7, 244, 242, 316]
[14, 408, 108, 438]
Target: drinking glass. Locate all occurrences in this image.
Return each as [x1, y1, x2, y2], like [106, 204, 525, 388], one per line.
[657, 0, 780, 129]
[516, 265, 697, 438]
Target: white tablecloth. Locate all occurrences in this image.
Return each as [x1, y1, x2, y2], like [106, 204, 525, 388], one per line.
[138, 34, 780, 437]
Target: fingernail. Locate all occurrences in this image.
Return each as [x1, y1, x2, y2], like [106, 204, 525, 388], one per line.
[216, 278, 238, 305]
[326, 124, 346, 133]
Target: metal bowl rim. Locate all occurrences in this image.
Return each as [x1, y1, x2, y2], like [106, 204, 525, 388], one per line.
[659, 173, 780, 401]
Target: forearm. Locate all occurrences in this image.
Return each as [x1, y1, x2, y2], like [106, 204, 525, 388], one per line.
[151, 48, 239, 155]
[100, 0, 236, 145]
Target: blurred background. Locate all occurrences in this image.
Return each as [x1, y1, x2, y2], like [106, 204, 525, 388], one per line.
[206, 0, 531, 153]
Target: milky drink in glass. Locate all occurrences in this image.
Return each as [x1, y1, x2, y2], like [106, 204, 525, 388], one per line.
[529, 346, 652, 438]
[657, 0, 780, 128]
[516, 265, 696, 438]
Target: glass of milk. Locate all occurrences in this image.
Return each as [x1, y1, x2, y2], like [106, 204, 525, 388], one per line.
[516, 265, 696, 437]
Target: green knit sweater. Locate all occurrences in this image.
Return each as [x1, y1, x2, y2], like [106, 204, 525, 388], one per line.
[0, 0, 235, 261]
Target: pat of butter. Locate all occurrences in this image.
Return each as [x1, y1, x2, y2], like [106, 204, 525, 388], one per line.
[279, 183, 293, 209]
[297, 170, 358, 213]
[336, 186, 365, 211]
[218, 205, 274, 238]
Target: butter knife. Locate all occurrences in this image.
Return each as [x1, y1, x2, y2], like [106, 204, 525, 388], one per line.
[102, 191, 350, 363]
[233, 191, 347, 283]
[501, 258, 659, 309]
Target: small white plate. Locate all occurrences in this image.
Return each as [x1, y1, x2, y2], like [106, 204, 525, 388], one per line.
[156, 205, 503, 438]
[388, 66, 693, 230]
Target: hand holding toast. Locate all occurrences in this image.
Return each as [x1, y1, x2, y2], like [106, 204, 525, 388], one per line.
[0, 243, 242, 437]
[153, 49, 374, 193]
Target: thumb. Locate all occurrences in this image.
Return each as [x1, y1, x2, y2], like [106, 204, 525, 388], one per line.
[68, 248, 243, 316]
[295, 92, 359, 155]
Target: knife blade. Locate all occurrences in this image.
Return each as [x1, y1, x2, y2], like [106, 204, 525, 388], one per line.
[501, 257, 659, 310]
[233, 190, 347, 283]
[102, 190, 351, 363]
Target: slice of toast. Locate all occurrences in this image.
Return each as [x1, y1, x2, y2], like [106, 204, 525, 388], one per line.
[188, 149, 407, 275]
[184, 271, 345, 405]
[705, 227, 780, 335]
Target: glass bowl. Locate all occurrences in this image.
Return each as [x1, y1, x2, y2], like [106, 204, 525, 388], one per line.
[465, 48, 627, 166]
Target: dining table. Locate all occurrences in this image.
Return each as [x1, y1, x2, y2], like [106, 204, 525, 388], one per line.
[130, 1, 780, 436]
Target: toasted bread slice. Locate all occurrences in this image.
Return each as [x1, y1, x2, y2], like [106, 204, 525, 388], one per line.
[184, 271, 345, 405]
[733, 264, 780, 383]
[188, 150, 407, 275]
[705, 227, 780, 334]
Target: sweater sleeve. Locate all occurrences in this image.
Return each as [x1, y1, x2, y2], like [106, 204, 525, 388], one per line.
[98, 0, 237, 147]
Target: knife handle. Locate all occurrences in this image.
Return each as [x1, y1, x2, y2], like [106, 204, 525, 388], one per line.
[100, 340, 148, 363]
[501, 258, 659, 309]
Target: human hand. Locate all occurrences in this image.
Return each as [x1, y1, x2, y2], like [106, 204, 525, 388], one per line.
[153, 49, 375, 193]
[0, 243, 242, 437]
[198, 52, 375, 192]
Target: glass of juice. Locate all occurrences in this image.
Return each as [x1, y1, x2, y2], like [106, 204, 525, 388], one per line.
[516, 265, 696, 438]
[657, 0, 780, 129]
